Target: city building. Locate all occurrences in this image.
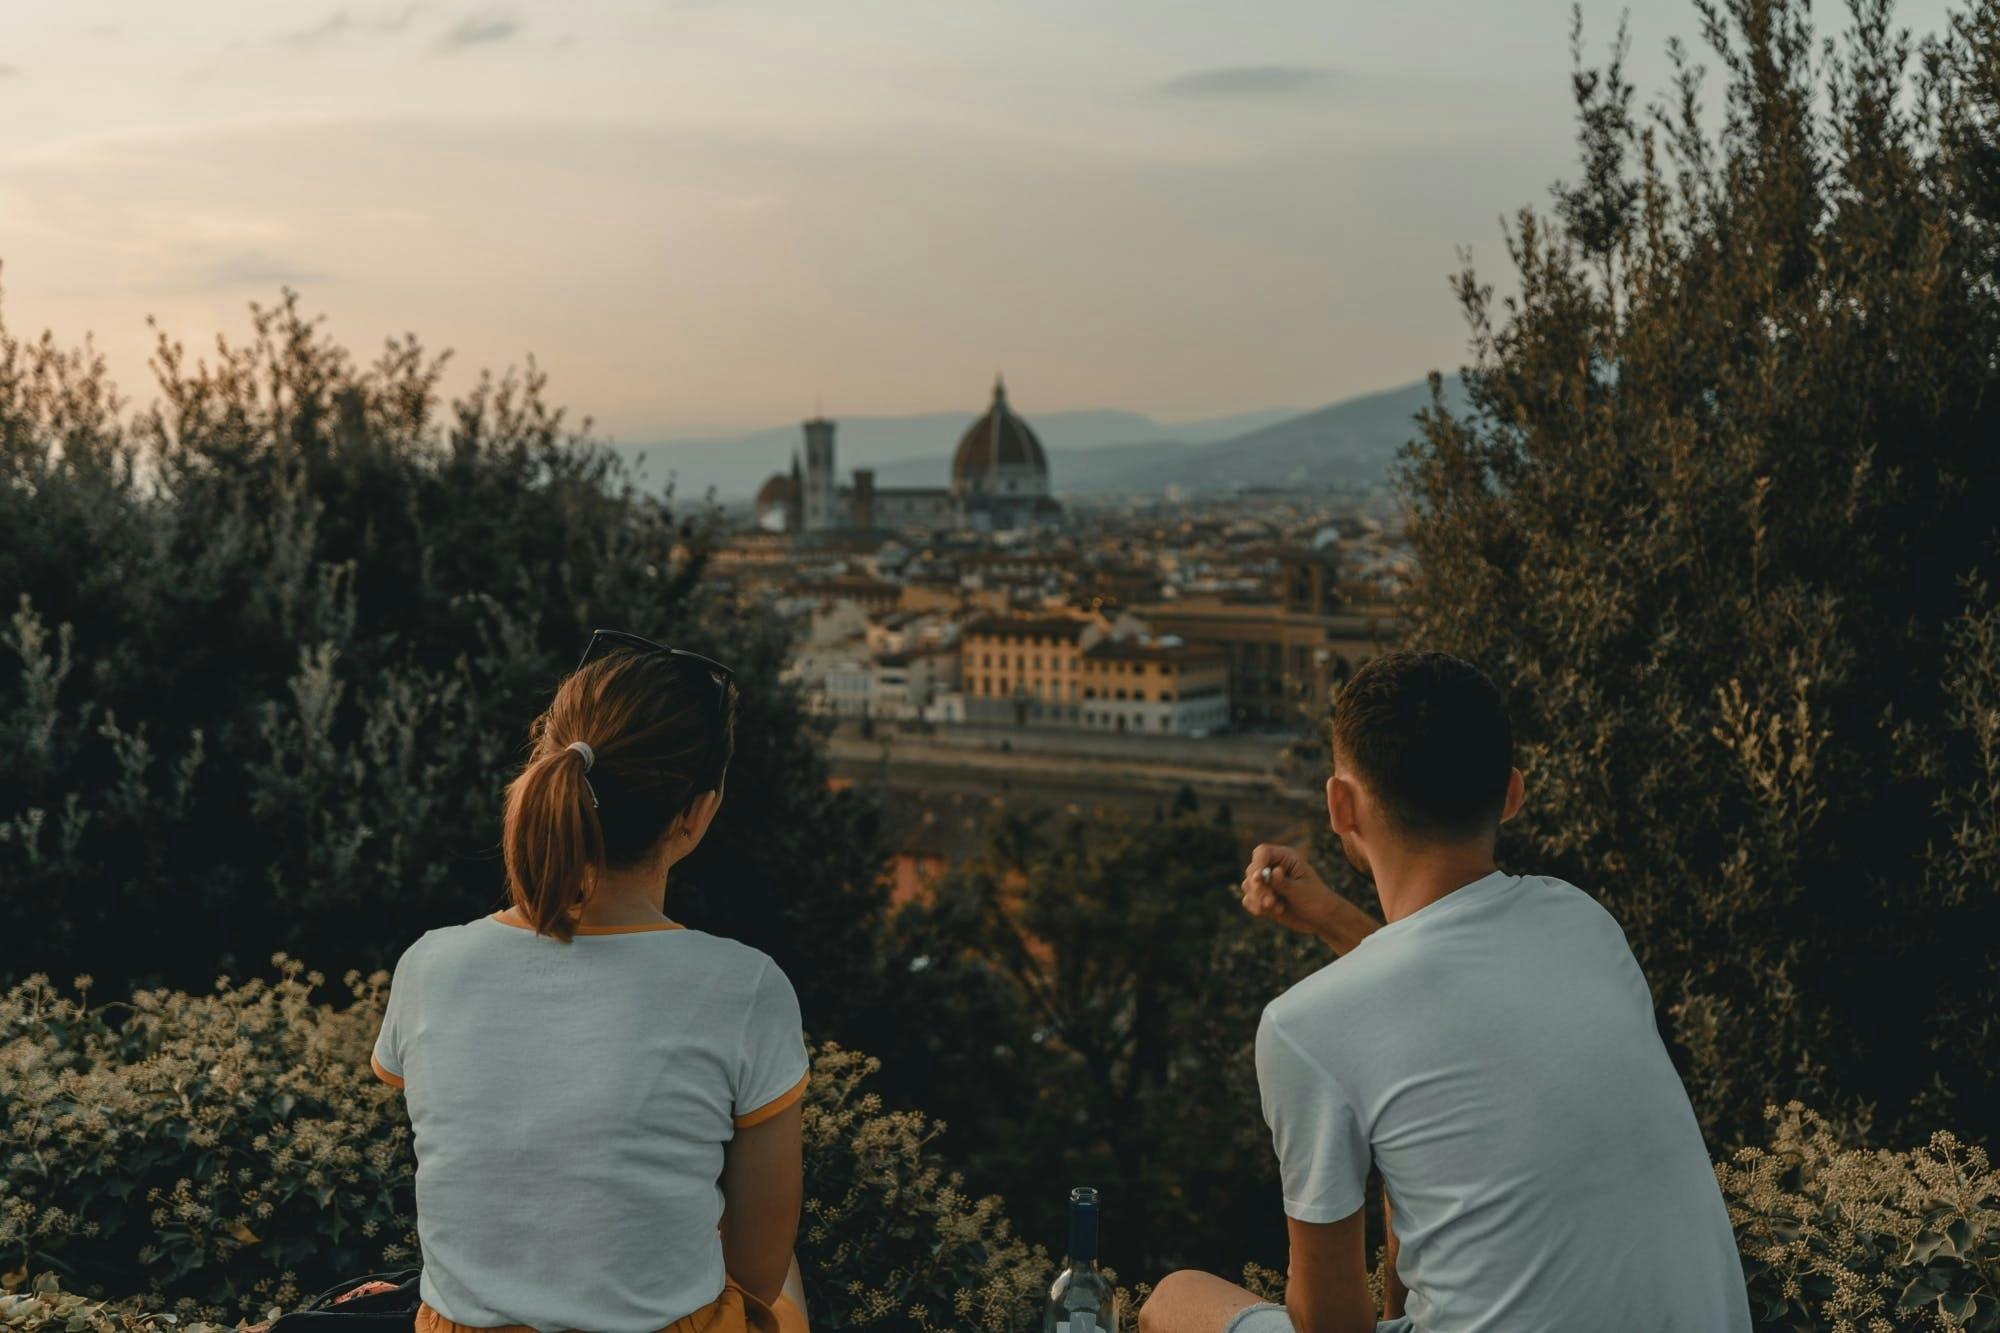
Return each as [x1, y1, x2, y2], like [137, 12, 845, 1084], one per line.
[870, 647, 961, 720]
[1077, 637, 1230, 735]
[1135, 554, 1392, 727]
[958, 613, 1109, 724]
[753, 378, 1063, 537]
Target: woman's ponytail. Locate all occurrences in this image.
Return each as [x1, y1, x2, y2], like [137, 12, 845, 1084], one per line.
[500, 647, 734, 939]
[501, 731, 606, 943]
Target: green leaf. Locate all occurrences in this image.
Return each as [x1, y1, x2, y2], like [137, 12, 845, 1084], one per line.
[1901, 1276, 1945, 1308]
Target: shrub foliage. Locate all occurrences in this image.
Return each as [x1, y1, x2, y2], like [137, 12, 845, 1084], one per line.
[0, 968, 1045, 1330]
[1721, 1104, 1999, 1332]
[6, 966, 1995, 1331]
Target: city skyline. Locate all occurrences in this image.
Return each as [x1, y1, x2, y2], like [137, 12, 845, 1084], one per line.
[0, 0, 1962, 439]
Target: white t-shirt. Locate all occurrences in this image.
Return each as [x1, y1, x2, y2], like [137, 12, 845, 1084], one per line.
[370, 911, 811, 1333]
[1256, 871, 1751, 1332]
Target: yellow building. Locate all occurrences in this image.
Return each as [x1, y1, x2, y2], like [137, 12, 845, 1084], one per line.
[1077, 639, 1230, 734]
[958, 614, 1108, 724]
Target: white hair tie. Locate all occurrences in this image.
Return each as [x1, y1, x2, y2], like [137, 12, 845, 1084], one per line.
[565, 741, 599, 809]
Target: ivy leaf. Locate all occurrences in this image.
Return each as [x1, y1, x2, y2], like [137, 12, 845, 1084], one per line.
[1901, 1275, 1945, 1308]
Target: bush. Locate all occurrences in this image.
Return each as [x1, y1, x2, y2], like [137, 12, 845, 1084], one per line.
[1722, 1104, 1999, 1331]
[0, 1275, 237, 1333]
[0, 291, 889, 1038]
[1398, 0, 2000, 1142]
[0, 968, 1046, 1330]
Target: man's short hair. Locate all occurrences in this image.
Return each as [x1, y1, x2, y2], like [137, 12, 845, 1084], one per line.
[1331, 650, 1513, 840]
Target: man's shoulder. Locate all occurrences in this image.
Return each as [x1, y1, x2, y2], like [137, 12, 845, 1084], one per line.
[1512, 872, 1632, 942]
[1263, 874, 1626, 1015]
[1262, 942, 1402, 1032]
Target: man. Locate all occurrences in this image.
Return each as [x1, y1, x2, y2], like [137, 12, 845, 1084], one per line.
[1139, 651, 1751, 1333]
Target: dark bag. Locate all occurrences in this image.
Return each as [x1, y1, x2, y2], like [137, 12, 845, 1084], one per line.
[265, 1269, 423, 1333]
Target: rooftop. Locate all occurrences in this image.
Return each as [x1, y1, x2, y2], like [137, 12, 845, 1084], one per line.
[962, 615, 1098, 641]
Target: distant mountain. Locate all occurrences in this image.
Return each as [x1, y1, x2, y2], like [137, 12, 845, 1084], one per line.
[1080, 376, 1469, 497]
[611, 379, 1460, 502]
[1157, 406, 1306, 443]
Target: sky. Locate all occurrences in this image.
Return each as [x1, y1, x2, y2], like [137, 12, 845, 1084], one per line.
[0, 0, 1965, 440]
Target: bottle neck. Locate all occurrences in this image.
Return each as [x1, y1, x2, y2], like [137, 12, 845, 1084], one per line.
[1067, 1202, 1099, 1270]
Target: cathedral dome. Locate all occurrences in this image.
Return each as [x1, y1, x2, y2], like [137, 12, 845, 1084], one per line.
[952, 377, 1047, 483]
[755, 472, 797, 506]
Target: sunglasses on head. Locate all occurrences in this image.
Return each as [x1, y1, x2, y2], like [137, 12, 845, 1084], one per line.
[575, 629, 735, 690]
[575, 629, 737, 787]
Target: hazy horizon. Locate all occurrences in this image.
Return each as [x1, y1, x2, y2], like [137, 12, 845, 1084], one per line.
[0, 0, 1962, 440]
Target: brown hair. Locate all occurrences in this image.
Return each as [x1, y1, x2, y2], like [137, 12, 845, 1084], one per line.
[501, 649, 738, 941]
[1332, 649, 1512, 841]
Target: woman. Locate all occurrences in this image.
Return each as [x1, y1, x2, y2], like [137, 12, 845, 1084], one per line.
[370, 631, 811, 1333]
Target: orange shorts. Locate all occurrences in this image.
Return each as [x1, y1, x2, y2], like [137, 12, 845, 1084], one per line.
[415, 1277, 807, 1333]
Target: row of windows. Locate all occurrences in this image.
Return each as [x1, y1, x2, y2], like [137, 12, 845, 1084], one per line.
[980, 651, 1077, 672]
[974, 649, 1215, 678]
[972, 677, 1233, 704]
[978, 679, 1090, 699]
[969, 633, 1074, 651]
[1080, 708, 1226, 732]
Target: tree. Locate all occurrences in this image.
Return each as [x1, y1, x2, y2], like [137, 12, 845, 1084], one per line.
[869, 806, 1327, 1279]
[0, 292, 889, 1034]
[1399, 0, 2000, 1142]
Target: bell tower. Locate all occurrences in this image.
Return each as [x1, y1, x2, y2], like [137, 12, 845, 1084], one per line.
[801, 416, 837, 531]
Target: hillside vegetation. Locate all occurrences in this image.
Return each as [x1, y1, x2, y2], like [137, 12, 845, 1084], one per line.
[3, 969, 1995, 1331]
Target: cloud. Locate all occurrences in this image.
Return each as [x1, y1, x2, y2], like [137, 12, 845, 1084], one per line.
[285, 5, 421, 48]
[1155, 65, 1336, 100]
[435, 12, 519, 52]
[172, 252, 332, 293]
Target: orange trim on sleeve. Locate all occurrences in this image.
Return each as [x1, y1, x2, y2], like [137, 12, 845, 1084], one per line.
[733, 1070, 809, 1128]
[371, 1052, 406, 1089]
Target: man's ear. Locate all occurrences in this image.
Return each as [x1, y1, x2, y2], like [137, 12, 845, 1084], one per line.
[1325, 773, 1358, 835]
[1498, 766, 1526, 824]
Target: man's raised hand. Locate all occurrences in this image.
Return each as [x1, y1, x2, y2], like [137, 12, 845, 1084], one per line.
[1240, 844, 1382, 956]
[1241, 844, 1333, 935]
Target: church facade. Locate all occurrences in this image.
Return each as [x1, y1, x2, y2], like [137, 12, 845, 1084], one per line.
[754, 378, 1062, 536]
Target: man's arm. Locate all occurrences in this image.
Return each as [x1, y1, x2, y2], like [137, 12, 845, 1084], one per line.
[1241, 845, 1381, 956]
[1284, 1208, 1379, 1333]
[1381, 1185, 1407, 1319]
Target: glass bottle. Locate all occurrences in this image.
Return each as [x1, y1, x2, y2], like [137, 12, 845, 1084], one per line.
[1044, 1185, 1118, 1332]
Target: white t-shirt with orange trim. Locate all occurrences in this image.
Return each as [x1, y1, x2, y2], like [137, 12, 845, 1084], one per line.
[370, 911, 811, 1333]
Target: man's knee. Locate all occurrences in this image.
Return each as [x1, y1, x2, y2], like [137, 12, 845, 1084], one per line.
[1139, 1269, 1238, 1333]
[1140, 1269, 1196, 1333]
